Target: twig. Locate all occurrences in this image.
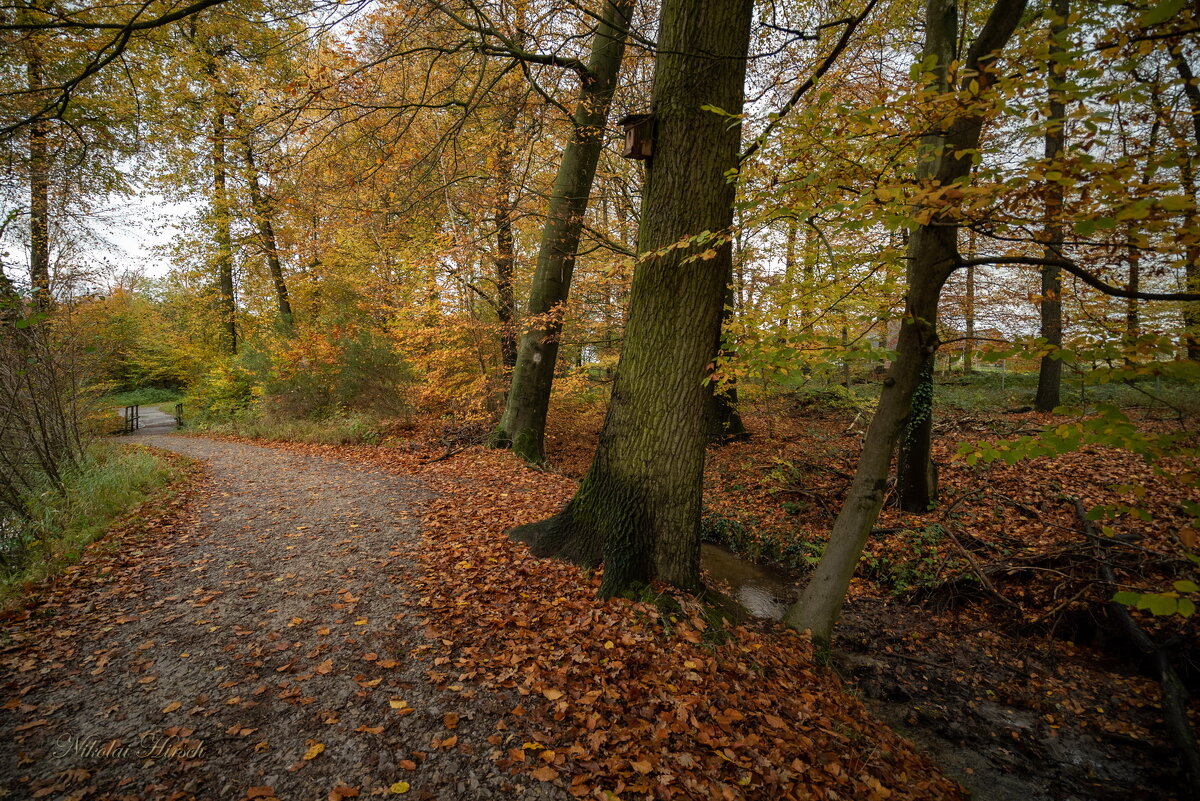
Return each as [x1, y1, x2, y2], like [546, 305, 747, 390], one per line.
[945, 527, 1021, 610]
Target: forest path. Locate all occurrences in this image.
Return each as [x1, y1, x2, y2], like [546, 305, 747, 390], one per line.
[0, 435, 566, 801]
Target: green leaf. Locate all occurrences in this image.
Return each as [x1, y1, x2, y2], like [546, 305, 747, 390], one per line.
[1178, 598, 1196, 618]
[1173, 580, 1200, 594]
[1147, 594, 1178, 616]
[1112, 591, 1142, 606]
[1140, 0, 1186, 26]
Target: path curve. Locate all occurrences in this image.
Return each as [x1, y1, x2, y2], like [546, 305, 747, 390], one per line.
[1, 434, 567, 801]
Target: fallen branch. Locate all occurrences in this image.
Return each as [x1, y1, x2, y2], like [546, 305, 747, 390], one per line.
[945, 527, 1021, 610]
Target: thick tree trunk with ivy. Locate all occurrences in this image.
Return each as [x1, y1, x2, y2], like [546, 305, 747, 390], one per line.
[492, 0, 635, 463]
[510, 0, 753, 595]
[242, 134, 293, 332]
[897, 359, 937, 512]
[786, 0, 1027, 645]
[1035, 0, 1068, 411]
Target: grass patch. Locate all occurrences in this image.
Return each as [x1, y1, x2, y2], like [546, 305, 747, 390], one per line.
[101, 387, 183, 408]
[196, 410, 390, 446]
[0, 443, 187, 606]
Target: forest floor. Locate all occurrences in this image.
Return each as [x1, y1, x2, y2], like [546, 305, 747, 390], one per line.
[1, 384, 1195, 800]
[1, 432, 959, 801]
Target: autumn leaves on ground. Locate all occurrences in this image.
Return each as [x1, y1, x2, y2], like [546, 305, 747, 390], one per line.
[1, 394, 1194, 801]
[1, 424, 962, 801]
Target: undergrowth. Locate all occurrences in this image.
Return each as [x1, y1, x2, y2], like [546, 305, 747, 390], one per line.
[101, 387, 183, 408]
[196, 410, 391, 446]
[0, 443, 184, 605]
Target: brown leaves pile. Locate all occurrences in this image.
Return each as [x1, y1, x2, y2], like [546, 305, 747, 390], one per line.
[406, 450, 964, 801]
[218, 431, 964, 799]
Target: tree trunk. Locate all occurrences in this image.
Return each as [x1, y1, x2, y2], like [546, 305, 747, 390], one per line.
[493, 0, 636, 463]
[492, 114, 518, 373]
[786, 0, 1028, 645]
[709, 272, 749, 443]
[1035, 0, 1068, 411]
[212, 105, 237, 355]
[510, 0, 754, 596]
[26, 43, 50, 309]
[242, 133, 294, 332]
[897, 359, 937, 512]
[964, 259, 975, 373]
[1171, 48, 1200, 360]
[1126, 240, 1140, 344]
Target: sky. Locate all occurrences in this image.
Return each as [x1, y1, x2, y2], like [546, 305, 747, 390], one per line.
[87, 190, 194, 281]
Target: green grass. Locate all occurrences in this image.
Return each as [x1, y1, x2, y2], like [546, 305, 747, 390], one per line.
[0, 443, 184, 606]
[197, 410, 389, 446]
[925, 369, 1200, 417]
[102, 387, 183, 408]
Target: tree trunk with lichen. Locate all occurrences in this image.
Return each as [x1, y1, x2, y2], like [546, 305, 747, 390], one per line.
[510, 0, 753, 596]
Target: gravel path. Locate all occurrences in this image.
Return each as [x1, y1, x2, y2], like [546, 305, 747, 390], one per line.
[1, 435, 568, 801]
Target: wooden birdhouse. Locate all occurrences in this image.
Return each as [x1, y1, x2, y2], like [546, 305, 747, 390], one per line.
[619, 113, 654, 160]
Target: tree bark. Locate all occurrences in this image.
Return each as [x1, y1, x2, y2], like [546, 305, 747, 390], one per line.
[211, 104, 237, 355]
[492, 109, 518, 372]
[897, 359, 937, 511]
[26, 39, 50, 309]
[709, 271, 749, 444]
[1035, 0, 1068, 411]
[1171, 49, 1200, 360]
[241, 132, 294, 332]
[786, 0, 1028, 645]
[964, 259, 975, 372]
[1126, 239, 1139, 344]
[493, 0, 636, 463]
[510, 0, 754, 597]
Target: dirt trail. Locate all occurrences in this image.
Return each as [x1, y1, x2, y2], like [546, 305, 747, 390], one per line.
[0, 435, 568, 801]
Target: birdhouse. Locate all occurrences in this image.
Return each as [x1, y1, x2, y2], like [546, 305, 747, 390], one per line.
[619, 113, 654, 160]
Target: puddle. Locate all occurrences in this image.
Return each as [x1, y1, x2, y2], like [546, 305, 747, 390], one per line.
[700, 543, 798, 619]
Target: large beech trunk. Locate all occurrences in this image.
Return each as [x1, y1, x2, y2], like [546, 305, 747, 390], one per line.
[786, 0, 1028, 644]
[493, 0, 635, 463]
[510, 0, 754, 596]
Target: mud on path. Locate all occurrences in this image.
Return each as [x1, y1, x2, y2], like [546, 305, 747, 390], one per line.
[0, 435, 569, 801]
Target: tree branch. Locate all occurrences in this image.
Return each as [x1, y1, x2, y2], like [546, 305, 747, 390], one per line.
[955, 256, 1200, 301]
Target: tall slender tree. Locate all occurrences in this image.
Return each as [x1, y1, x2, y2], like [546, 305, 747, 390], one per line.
[1034, 0, 1068, 411]
[492, 0, 635, 463]
[787, 0, 1030, 644]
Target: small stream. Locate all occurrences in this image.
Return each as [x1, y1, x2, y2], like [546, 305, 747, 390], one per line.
[700, 543, 798, 619]
[699, 544, 1161, 800]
